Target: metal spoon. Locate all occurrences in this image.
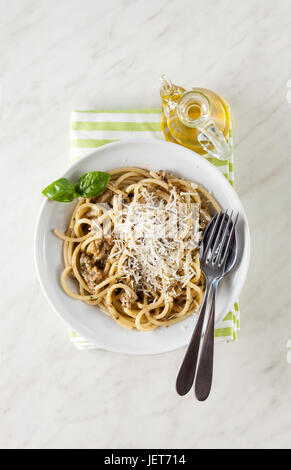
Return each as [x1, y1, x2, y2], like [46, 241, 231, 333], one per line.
[176, 211, 237, 396]
[194, 212, 238, 401]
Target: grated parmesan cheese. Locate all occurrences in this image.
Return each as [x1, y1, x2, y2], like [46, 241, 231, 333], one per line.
[109, 187, 201, 298]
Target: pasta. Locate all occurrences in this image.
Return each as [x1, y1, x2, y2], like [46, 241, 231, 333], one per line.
[55, 167, 220, 331]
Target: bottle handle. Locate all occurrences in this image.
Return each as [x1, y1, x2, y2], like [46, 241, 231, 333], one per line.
[197, 120, 231, 160]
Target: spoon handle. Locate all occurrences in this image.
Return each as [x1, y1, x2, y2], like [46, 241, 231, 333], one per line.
[176, 279, 213, 396]
[195, 280, 217, 401]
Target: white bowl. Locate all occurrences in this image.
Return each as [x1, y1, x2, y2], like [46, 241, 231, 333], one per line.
[35, 140, 250, 355]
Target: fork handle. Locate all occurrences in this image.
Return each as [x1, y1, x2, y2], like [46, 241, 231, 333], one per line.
[176, 279, 213, 396]
[195, 280, 217, 401]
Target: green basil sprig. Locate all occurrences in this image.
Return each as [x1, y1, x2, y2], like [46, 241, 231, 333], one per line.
[42, 171, 110, 202]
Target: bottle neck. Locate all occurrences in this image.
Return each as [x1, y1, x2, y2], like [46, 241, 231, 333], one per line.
[159, 75, 173, 98]
[177, 91, 210, 128]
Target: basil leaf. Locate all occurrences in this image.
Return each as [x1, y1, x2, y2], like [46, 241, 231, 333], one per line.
[75, 171, 110, 198]
[42, 178, 78, 202]
[41, 171, 110, 203]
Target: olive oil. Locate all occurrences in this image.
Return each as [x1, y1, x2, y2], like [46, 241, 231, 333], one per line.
[160, 76, 231, 158]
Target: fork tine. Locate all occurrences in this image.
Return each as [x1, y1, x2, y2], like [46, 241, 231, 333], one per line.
[202, 211, 223, 263]
[214, 210, 233, 264]
[210, 211, 228, 264]
[218, 212, 239, 267]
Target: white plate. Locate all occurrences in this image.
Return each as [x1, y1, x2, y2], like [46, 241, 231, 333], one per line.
[35, 140, 250, 355]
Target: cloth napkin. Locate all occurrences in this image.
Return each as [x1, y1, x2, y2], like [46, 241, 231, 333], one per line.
[70, 108, 240, 349]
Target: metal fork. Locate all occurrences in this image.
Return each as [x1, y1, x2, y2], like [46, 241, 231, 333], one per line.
[176, 210, 238, 397]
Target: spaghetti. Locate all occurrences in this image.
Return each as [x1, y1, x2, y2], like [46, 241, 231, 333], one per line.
[55, 167, 220, 331]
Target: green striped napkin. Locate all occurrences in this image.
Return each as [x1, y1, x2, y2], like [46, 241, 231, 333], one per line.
[70, 108, 240, 349]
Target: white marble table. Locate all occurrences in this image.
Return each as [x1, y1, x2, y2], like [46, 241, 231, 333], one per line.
[1, 0, 291, 449]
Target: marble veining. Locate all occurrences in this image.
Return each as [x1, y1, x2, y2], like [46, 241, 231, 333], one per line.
[1, 0, 291, 449]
